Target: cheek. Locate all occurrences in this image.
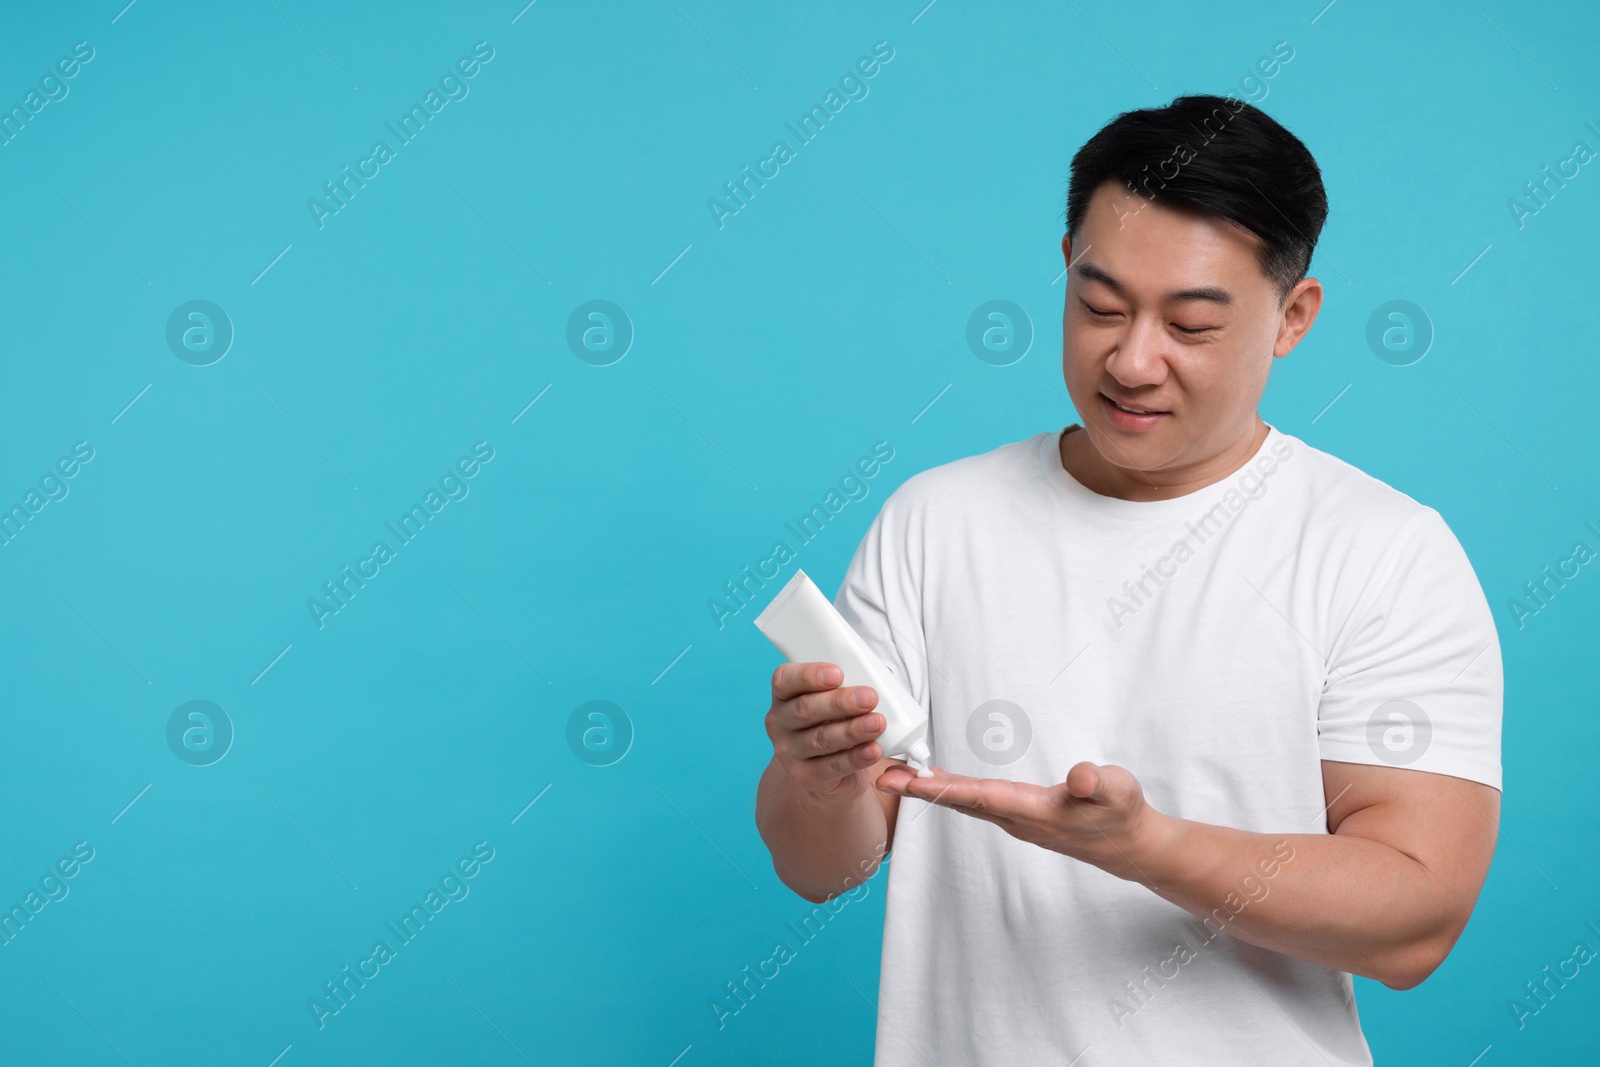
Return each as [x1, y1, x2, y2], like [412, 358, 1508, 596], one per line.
[1062, 315, 1108, 362]
[1177, 339, 1265, 406]
[1060, 330, 1097, 386]
[1268, 315, 1297, 357]
[1242, 321, 1282, 375]
[1064, 313, 1142, 383]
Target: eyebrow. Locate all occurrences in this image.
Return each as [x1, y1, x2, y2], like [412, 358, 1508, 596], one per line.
[1072, 261, 1234, 306]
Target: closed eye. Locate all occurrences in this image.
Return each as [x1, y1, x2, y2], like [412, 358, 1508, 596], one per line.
[1083, 299, 1215, 336]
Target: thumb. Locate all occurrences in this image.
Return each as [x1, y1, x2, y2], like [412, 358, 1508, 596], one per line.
[1066, 762, 1145, 812]
[1065, 761, 1103, 800]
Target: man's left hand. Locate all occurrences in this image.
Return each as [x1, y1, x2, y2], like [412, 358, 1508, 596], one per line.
[875, 761, 1175, 885]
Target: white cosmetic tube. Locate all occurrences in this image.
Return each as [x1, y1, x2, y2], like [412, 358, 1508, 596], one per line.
[753, 569, 932, 774]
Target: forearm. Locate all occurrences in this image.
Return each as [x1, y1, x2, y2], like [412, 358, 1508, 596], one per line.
[1131, 815, 1453, 988]
[755, 758, 887, 903]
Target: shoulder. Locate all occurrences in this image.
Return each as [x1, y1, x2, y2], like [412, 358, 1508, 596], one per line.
[1272, 429, 1449, 542]
[874, 431, 1050, 522]
[1272, 431, 1479, 603]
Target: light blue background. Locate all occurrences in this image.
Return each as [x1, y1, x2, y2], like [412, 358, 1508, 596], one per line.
[0, 0, 1596, 1063]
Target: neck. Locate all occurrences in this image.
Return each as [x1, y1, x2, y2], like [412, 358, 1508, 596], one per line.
[1059, 416, 1269, 502]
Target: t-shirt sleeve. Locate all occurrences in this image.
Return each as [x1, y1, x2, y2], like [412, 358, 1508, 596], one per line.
[1315, 506, 1504, 792]
[831, 488, 931, 715]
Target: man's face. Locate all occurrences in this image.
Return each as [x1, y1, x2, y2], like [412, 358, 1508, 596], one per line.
[1061, 180, 1319, 477]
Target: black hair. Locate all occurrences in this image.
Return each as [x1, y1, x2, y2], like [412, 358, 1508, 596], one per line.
[1064, 94, 1327, 304]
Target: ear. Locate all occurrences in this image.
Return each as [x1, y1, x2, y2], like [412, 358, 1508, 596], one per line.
[1061, 233, 1073, 268]
[1274, 277, 1323, 358]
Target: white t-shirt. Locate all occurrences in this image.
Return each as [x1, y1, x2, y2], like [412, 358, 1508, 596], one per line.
[832, 421, 1502, 1067]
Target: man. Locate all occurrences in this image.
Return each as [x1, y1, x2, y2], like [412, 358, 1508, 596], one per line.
[753, 94, 1502, 1065]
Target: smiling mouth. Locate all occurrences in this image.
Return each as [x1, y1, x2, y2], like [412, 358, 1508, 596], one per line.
[1101, 393, 1168, 416]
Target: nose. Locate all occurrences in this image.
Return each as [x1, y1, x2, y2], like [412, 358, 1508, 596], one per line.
[1103, 314, 1169, 389]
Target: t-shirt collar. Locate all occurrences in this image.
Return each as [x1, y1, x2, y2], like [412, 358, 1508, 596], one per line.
[1037, 422, 1285, 520]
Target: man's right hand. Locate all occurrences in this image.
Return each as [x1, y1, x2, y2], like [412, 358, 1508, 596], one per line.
[765, 661, 888, 802]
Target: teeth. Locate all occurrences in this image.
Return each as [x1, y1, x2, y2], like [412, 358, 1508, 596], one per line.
[1111, 398, 1156, 415]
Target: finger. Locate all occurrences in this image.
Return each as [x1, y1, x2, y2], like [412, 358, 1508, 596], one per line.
[801, 739, 882, 788]
[1064, 761, 1101, 799]
[874, 764, 919, 792]
[781, 683, 878, 732]
[798, 711, 885, 759]
[880, 769, 1054, 823]
[876, 769, 1021, 830]
[1062, 762, 1141, 811]
[771, 661, 843, 702]
[876, 763, 961, 789]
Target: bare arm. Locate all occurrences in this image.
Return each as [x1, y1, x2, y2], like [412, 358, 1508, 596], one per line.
[1134, 760, 1500, 988]
[754, 661, 904, 903]
[875, 757, 1500, 988]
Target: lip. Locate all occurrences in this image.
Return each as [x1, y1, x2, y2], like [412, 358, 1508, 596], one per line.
[1099, 392, 1169, 430]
